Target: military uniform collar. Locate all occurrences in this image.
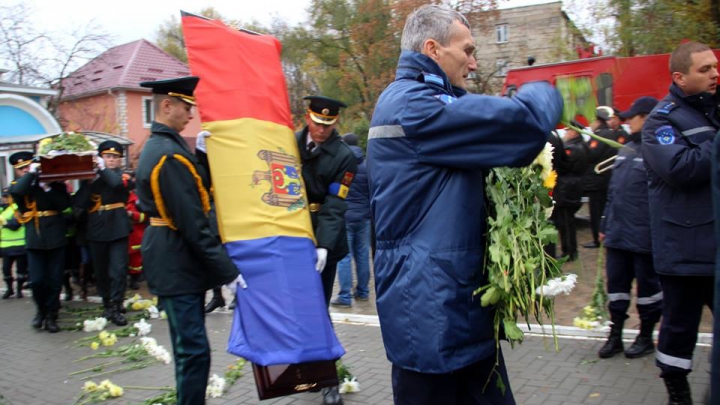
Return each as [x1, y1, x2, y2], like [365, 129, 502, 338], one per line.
[150, 121, 192, 154]
[300, 127, 341, 157]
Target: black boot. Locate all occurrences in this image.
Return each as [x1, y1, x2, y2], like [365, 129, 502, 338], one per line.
[102, 298, 112, 319]
[31, 310, 46, 329]
[129, 274, 140, 290]
[598, 320, 624, 358]
[625, 321, 655, 358]
[321, 386, 343, 405]
[45, 311, 59, 333]
[664, 375, 692, 405]
[63, 273, 73, 301]
[109, 301, 127, 326]
[16, 277, 25, 298]
[2, 277, 14, 299]
[204, 288, 225, 313]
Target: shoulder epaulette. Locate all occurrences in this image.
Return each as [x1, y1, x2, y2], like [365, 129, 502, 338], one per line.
[422, 73, 444, 87]
[655, 102, 677, 116]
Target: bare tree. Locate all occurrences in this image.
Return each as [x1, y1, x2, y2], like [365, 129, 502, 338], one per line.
[0, 2, 113, 116]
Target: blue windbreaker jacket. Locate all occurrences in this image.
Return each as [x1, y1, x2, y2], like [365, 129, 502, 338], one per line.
[367, 50, 563, 373]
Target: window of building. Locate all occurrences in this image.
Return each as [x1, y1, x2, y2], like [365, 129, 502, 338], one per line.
[143, 97, 153, 128]
[495, 24, 508, 43]
[495, 59, 509, 77]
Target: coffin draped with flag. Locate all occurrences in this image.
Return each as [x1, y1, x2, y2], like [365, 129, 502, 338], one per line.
[181, 12, 345, 366]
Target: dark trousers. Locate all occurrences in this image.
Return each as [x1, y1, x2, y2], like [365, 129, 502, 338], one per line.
[606, 248, 662, 324]
[392, 350, 515, 405]
[656, 275, 714, 378]
[320, 259, 339, 307]
[161, 294, 211, 405]
[586, 190, 607, 244]
[27, 248, 65, 313]
[2, 254, 28, 279]
[555, 206, 580, 257]
[89, 238, 128, 302]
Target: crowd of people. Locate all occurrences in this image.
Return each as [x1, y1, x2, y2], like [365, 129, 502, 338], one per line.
[0, 5, 717, 405]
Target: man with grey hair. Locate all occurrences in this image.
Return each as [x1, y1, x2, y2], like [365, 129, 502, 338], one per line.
[367, 4, 562, 404]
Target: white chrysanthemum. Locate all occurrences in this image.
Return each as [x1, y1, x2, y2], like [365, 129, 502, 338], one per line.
[147, 306, 160, 319]
[339, 377, 360, 394]
[133, 319, 152, 336]
[533, 142, 554, 180]
[206, 374, 226, 398]
[83, 317, 108, 332]
[140, 337, 158, 349]
[536, 274, 577, 297]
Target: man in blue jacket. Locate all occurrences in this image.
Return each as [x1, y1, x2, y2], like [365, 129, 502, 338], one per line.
[597, 96, 661, 360]
[642, 41, 718, 405]
[367, 5, 562, 404]
[331, 133, 371, 308]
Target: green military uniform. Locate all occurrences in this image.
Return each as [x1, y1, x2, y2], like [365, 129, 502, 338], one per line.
[296, 115, 357, 307]
[74, 141, 132, 325]
[9, 169, 70, 333]
[1, 197, 28, 299]
[135, 76, 239, 405]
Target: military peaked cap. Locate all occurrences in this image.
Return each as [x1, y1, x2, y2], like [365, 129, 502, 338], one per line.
[304, 95, 347, 125]
[9, 151, 34, 169]
[139, 76, 199, 106]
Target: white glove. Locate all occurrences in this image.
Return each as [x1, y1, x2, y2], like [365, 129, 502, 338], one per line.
[28, 163, 41, 173]
[196, 130, 212, 153]
[315, 248, 328, 273]
[226, 273, 248, 295]
[96, 156, 106, 171]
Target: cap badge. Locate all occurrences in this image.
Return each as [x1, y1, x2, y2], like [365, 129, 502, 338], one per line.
[322, 108, 330, 115]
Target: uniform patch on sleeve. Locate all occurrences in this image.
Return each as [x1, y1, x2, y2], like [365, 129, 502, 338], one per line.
[655, 102, 676, 115]
[341, 172, 354, 187]
[589, 140, 598, 149]
[434, 94, 457, 105]
[655, 125, 676, 145]
[328, 183, 350, 199]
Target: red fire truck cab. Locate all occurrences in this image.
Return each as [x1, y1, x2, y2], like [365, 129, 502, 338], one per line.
[502, 50, 720, 114]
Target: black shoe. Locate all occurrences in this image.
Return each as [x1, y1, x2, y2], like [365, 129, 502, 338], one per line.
[598, 335, 624, 358]
[2, 287, 13, 299]
[16, 278, 24, 298]
[582, 241, 600, 249]
[102, 299, 112, 319]
[204, 296, 225, 313]
[624, 336, 654, 358]
[31, 312, 45, 329]
[45, 314, 59, 333]
[322, 386, 343, 405]
[664, 375, 692, 405]
[110, 302, 127, 326]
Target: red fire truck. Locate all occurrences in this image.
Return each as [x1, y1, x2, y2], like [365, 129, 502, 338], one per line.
[502, 50, 720, 117]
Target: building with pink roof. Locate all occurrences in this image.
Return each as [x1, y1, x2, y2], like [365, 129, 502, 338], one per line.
[57, 39, 202, 165]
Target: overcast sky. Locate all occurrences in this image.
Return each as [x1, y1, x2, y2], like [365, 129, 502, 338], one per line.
[21, 0, 565, 46]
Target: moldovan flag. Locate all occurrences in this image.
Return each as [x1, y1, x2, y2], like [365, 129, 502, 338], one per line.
[181, 12, 345, 366]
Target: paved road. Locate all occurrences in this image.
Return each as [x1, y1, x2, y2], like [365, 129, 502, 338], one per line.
[0, 297, 710, 405]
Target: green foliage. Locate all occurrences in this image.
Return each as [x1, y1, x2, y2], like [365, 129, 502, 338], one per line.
[39, 133, 94, 155]
[224, 359, 246, 386]
[336, 359, 352, 380]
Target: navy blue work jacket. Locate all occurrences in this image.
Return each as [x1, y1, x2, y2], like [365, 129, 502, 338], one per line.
[367, 50, 563, 373]
[642, 84, 718, 276]
[600, 134, 652, 253]
[344, 146, 371, 224]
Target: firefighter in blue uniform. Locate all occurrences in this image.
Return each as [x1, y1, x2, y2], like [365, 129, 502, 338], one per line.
[74, 141, 132, 326]
[367, 5, 562, 404]
[135, 76, 245, 405]
[597, 96, 662, 360]
[9, 151, 71, 333]
[642, 42, 718, 405]
[295, 95, 357, 405]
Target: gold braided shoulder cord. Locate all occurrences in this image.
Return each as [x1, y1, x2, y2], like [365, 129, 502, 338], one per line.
[150, 154, 211, 231]
[88, 193, 102, 213]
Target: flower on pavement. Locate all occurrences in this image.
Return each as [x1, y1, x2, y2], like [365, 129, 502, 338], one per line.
[206, 374, 226, 398]
[339, 376, 360, 394]
[133, 318, 152, 336]
[83, 381, 98, 392]
[90, 341, 100, 350]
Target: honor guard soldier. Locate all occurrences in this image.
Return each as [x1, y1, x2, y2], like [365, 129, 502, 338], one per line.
[597, 96, 662, 360]
[74, 141, 132, 326]
[1, 154, 31, 299]
[9, 151, 71, 333]
[135, 76, 245, 405]
[296, 95, 357, 405]
[642, 42, 718, 405]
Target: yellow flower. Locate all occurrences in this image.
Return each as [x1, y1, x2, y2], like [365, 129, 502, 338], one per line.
[98, 379, 112, 389]
[152, 297, 158, 306]
[102, 338, 115, 347]
[132, 293, 141, 301]
[83, 381, 98, 392]
[132, 302, 143, 311]
[98, 331, 110, 340]
[543, 170, 557, 189]
[108, 384, 124, 397]
[90, 341, 100, 350]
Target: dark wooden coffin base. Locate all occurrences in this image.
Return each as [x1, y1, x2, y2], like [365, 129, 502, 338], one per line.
[252, 360, 339, 400]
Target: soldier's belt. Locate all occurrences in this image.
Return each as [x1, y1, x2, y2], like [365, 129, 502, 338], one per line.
[23, 210, 59, 218]
[309, 203, 322, 213]
[149, 217, 170, 227]
[97, 202, 126, 211]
